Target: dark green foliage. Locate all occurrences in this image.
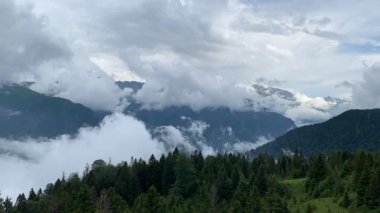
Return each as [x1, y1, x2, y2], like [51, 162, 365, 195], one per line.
[4, 150, 380, 212]
[75, 186, 96, 212]
[133, 186, 163, 213]
[365, 166, 380, 208]
[174, 154, 199, 198]
[357, 164, 371, 206]
[262, 188, 290, 213]
[254, 109, 380, 156]
[305, 203, 317, 213]
[306, 154, 328, 197]
[340, 191, 351, 208]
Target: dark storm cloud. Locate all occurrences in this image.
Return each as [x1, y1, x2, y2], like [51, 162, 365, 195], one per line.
[0, 0, 69, 83]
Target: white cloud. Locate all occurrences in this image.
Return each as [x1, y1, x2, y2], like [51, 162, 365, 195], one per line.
[0, 113, 164, 199]
[352, 64, 380, 108]
[285, 106, 332, 126]
[154, 126, 196, 152]
[29, 55, 130, 112]
[0, 0, 68, 84]
[6, 0, 380, 111]
[16, 0, 369, 97]
[0, 0, 131, 112]
[225, 136, 271, 153]
[153, 124, 216, 156]
[90, 53, 144, 82]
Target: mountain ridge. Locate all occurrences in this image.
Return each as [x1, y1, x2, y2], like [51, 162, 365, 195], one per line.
[252, 108, 380, 156]
[0, 84, 103, 139]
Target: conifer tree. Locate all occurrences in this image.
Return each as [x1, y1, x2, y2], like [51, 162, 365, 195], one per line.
[365, 166, 380, 208]
[174, 154, 199, 198]
[357, 164, 371, 206]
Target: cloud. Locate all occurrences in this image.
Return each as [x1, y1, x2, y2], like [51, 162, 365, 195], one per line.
[153, 124, 216, 156]
[335, 81, 354, 89]
[134, 66, 251, 110]
[20, 0, 375, 100]
[0, 0, 131, 112]
[154, 126, 196, 152]
[224, 136, 271, 153]
[0, 0, 68, 84]
[8, 0, 380, 112]
[285, 106, 332, 125]
[0, 113, 164, 200]
[29, 55, 130, 112]
[352, 64, 380, 108]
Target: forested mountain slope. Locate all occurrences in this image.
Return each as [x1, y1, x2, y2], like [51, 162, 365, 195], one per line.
[0, 84, 103, 139]
[2, 151, 380, 212]
[253, 109, 380, 156]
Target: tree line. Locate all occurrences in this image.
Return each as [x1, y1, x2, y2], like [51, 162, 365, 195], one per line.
[1, 149, 380, 212]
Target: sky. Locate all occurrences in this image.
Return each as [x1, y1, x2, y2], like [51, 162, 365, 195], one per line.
[1, 0, 380, 200]
[1, 0, 380, 112]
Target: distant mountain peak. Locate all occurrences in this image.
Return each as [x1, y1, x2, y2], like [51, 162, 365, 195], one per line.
[252, 84, 296, 101]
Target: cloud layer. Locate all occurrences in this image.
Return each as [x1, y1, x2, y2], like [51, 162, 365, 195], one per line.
[12, 0, 380, 112]
[352, 64, 380, 108]
[0, 113, 164, 199]
[0, 0, 68, 83]
[0, 0, 129, 112]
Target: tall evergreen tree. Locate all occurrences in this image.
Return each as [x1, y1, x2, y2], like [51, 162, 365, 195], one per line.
[357, 164, 371, 206]
[174, 154, 199, 198]
[365, 166, 380, 208]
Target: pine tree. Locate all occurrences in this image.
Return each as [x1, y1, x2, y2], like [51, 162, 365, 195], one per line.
[174, 154, 199, 198]
[255, 166, 268, 196]
[215, 166, 233, 202]
[28, 189, 38, 201]
[133, 186, 163, 213]
[262, 188, 290, 213]
[365, 166, 380, 208]
[356, 164, 371, 206]
[75, 186, 96, 212]
[306, 154, 327, 196]
[15, 194, 27, 212]
[0, 194, 4, 213]
[3, 197, 13, 213]
[107, 187, 130, 212]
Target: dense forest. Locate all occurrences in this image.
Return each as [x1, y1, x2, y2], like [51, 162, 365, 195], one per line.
[254, 109, 380, 157]
[1, 149, 380, 212]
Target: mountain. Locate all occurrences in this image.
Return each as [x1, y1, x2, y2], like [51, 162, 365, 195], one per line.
[119, 81, 352, 126]
[250, 84, 352, 125]
[252, 84, 296, 102]
[252, 109, 380, 156]
[125, 104, 295, 152]
[115, 81, 294, 151]
[0, 84, 103, 139]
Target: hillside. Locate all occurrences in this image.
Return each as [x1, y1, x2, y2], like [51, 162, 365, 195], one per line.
[253, 109, 380, 156]
[2, 151, 380, 212]
[0, 84, 103, 139]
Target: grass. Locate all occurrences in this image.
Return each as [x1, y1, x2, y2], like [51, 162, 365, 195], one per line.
[283, 178, 348, 213]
